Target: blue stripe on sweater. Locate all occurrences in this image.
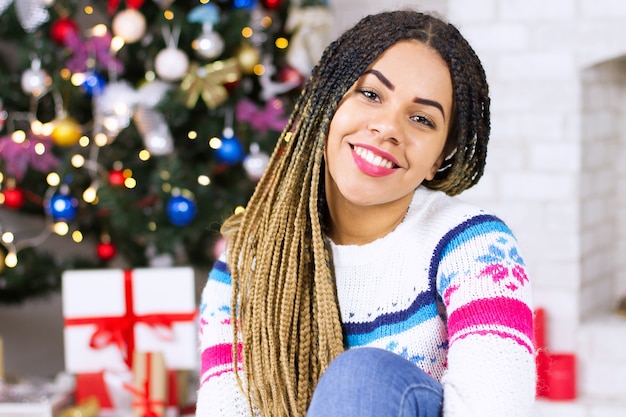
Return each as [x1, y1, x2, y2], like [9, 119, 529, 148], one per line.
[440, 215, 513, 258]
[343, 287, 438, 346]
[429, 214, 513, 292]
[345, 302, 439, 346]
[208, 259, 231, 285]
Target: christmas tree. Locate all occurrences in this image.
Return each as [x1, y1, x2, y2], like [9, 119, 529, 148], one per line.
[0, 0, 332, 303]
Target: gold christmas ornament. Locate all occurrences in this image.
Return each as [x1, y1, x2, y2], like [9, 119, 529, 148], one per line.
[59, 396, 100, 417]
[51, 116, 82, 147]
[180, 59, 240, 109]
[235, 43, 261, 74]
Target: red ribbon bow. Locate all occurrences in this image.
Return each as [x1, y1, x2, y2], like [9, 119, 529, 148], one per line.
[64, 270, 197, 368]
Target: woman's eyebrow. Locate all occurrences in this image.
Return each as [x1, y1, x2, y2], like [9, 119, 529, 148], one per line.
[363, 69, 394, 90]
[362, 69, 446, 120]
[414, 97, 445, 120]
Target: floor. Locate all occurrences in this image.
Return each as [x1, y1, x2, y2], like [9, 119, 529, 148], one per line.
[536, 397, 626, 417]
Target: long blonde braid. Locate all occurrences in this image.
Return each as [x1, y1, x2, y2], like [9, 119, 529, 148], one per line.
[220, 9, 491, 417]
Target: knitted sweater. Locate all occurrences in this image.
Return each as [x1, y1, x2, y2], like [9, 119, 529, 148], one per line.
[196, 187, 537, 416]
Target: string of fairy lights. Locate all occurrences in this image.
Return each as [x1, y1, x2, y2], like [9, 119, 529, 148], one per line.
[0, 0, 325, 269]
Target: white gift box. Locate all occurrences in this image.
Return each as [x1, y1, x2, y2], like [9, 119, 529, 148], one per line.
[62, 267, 198, 373]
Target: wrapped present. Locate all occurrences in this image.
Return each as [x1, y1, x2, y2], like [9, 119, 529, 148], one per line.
[168, 370, 189, 409]
[62, 267, 198, 374]
[75, 371, 133, 411]
[75, 369, 185, 414]
[128, 351, 167, 417]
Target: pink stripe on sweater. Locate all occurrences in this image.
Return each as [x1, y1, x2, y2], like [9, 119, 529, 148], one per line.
[201, 343, 243, 376]
[448, 297, 533, 345]
[453, 329, 534, 353]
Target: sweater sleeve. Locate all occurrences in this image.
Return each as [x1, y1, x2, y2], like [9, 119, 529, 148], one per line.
[196, 255, 253, 416]
[435, 214, 536, 417]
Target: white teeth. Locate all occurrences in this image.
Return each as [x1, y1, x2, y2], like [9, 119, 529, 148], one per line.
[354, 146, 395, 169]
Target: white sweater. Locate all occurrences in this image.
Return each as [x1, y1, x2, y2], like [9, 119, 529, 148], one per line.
[196, 187, 537, 416]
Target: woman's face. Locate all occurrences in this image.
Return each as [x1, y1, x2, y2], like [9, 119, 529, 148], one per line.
[324, 40, 453, 210]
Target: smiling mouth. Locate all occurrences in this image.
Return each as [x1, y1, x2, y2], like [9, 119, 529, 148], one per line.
[352, 145, 398, 169]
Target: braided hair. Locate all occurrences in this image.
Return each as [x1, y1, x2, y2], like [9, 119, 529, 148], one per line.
[221, 9, 490, 417]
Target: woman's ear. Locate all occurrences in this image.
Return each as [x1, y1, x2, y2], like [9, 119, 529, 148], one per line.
[426, 152, 446, 181]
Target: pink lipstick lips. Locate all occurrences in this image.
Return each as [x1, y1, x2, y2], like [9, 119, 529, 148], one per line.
[350, 143, 398, 177]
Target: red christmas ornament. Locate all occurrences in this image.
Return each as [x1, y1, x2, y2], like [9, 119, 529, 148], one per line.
[278, 65, 305, 86]
[96, 241, 117, 261]
[108, 0, 145, 15]
[109, 170, 126, 186]
[261, 0, 282, 9]
[2, 187, 25, 209]
[50, 17, 79, 45]
[224, 79, 240, 92]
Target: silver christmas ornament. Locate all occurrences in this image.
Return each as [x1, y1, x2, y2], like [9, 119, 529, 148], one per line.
[112, 8, 147, 44]
[93, 81, 137, 138]
[192, 24, 224, 60]
[0, 0, 51, 33]
[0, 0, 12, 15]
[21, 59, 51, 97]
[134, 106, 174, 156]
[15, 0, 50, 33]
[155, 47, 189, 81]
[243, 143, 269, 181]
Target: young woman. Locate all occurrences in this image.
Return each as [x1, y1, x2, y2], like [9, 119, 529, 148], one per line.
[196, 9, 536, 417]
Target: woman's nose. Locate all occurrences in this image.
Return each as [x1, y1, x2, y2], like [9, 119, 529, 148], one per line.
[367, 107, 401, 144]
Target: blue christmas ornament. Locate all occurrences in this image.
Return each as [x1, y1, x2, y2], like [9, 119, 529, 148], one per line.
[81, 71, 106, 96]
[166, 195, 197, 226]
[215, 135, 245, 164]
[188, 3, 220, 24]
[232, 0, 257, 9]
[47, 192, 78, 222]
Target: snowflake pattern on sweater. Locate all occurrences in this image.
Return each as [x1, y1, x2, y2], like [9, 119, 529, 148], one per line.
[196, 187, 536, 417]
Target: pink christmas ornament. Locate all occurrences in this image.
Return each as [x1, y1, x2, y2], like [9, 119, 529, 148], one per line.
[64, 30, 123, 74]
[0, 133, 59, 181]
[235, 97, 289, 134]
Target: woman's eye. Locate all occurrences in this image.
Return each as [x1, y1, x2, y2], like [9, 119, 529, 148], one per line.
[411, 115, 435, 128]
[359, 89, 379, 101]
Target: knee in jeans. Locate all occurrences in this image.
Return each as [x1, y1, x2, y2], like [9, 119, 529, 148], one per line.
[325, 347, 395, 376]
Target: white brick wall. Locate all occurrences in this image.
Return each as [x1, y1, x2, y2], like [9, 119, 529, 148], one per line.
[498, 0, 576, 21]
[330, 0, 626, 408]
[580, 0, 626, 18]
[329, 0, 447, 39]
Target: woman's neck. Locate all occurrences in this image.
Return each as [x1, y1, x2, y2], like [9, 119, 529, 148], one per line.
[326, 193, 413, 245]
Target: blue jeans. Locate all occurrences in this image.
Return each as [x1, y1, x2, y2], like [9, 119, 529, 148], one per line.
[307, 347, 443, 417]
